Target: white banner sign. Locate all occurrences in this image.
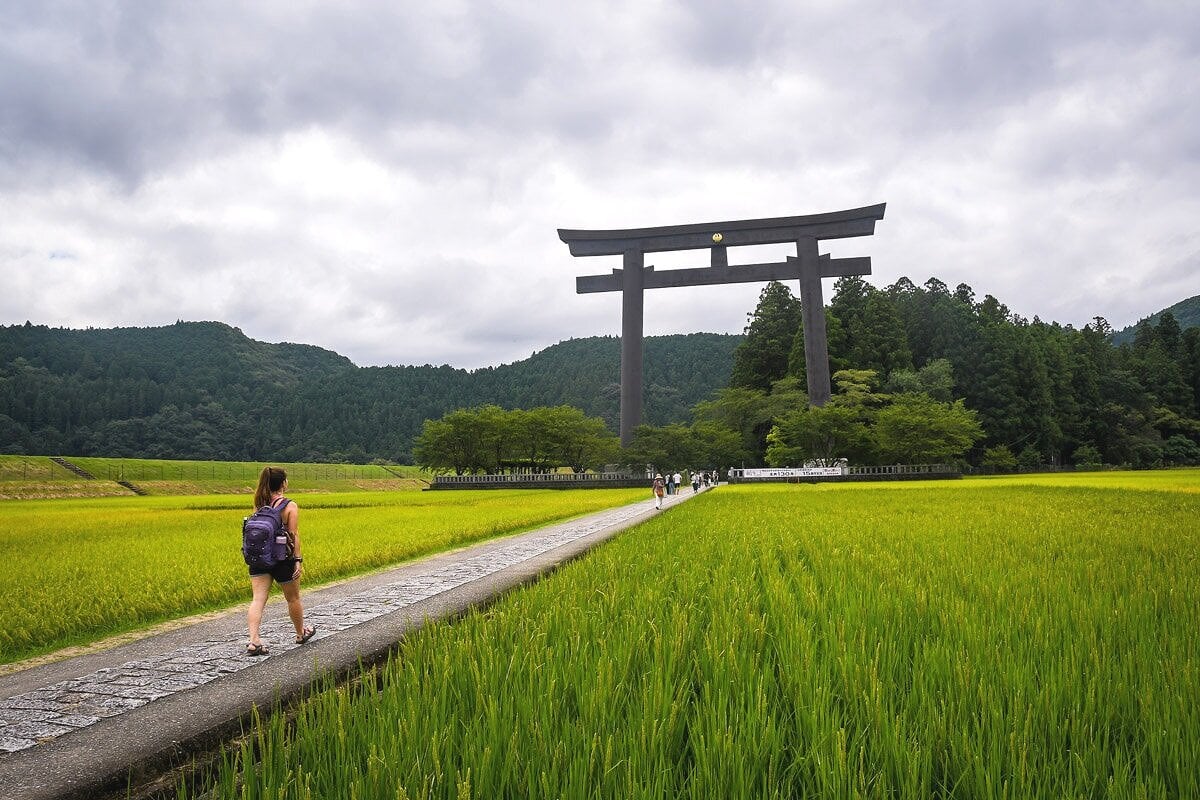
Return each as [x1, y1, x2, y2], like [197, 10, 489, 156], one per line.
[737, 467, 844, 478]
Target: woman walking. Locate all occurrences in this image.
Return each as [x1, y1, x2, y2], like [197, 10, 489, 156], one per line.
[245, 466, 315, 656]
[652, 473, 666, 509]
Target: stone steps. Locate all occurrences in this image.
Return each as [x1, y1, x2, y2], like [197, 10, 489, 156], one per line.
[49, 456, 96, 480]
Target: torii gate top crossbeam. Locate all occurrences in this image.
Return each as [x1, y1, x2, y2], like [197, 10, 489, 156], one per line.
[558, 203, 885, 256]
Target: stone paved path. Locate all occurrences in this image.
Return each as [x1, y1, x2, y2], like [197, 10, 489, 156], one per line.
[0, 490, 694, 758]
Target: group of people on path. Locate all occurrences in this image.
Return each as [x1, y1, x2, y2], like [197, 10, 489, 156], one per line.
[652, 469, 719, 509]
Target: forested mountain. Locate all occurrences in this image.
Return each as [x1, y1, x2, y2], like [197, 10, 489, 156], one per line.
[1111, 294, 1200, 345]
[0, 322, 740, 462]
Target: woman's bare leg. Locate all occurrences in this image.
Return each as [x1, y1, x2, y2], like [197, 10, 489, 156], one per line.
[279, 578, 306, 638]
[247, 575, 273, 645]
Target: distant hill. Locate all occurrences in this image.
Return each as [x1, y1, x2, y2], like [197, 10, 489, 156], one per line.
[1111, 295, 1200, 346]
[0, 321, 741, 462]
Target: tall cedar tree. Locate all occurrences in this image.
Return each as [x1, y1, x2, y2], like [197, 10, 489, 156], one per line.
[729, 282, 802, 392]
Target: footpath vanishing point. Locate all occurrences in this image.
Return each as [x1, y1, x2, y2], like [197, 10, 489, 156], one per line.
[0, 489, 702, 800]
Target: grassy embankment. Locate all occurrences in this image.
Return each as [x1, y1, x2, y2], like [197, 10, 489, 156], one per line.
[184, 470, 1198, 799]
[0, 455, 429, 499]
[0, 484, 648, 664]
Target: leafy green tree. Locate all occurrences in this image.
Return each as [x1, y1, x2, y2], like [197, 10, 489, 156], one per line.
[0, 414, 28, 454]
[884, 358, 955, 401]
[621, 424, 698, 473]
[874, 395, 983, 463]
[476, 404, 512, 472]
[1095, 403, 1162, 467]
[824, 277, 912, 378]
[854, 292, 913, 376]
[690, 421, 752, 470]
[888, 277, 978, 378]
[763, 369, 881, 467]
[1017, 445, 1042, 470]
[730, 281, 801, 392]
[1183, 327, 1200, 412]
[1127, 313, 1193, 414]
[831, 369, 882, 408]
[1150, 407, 1200, 442]
[691, 386, 775, 465]
[981, 445, 1017, 472]
[415, 405, 505, 474]
[551, 407, 620, 472]
[765, 404, 872, 467]
[413, 419, 461, 475]
[764, 376, 809, 420]
[1065, 321, 1115, 453]
[1072, 444, 1103, 468]
[510, 407, 559, 471]
[1162, 434, 1200, 466]
[1027, 321, 1076, 462]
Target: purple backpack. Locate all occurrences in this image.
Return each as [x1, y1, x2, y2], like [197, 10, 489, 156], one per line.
[242, 497, 292, 569]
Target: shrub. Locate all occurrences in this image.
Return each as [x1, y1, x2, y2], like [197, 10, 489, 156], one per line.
[1017, 445, 1042, 470]
[981, 445, 1017, 472]
[1073, 444, 1103, 469]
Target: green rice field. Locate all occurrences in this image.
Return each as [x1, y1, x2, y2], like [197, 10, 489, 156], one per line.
[183, 470, 1199, 799]
[0, 487, 646, 663]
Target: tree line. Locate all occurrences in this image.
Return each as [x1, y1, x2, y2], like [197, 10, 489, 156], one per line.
[709, 278, 1200, 469]
[3, 280, 1198, 471]
[411, 403, 747, 476]
[545, 365, 985, 475]
[413, 405, 619, 474]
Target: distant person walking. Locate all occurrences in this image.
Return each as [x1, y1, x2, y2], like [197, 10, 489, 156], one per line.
[652, 473, 666, 509]
[672, 472, 682, 496]
[245, 467, 315, 656]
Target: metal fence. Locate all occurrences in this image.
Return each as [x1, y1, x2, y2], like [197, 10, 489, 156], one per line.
[847, 464, 959, 477]
[96, 464, 391, 482]
[729, 464, 960, 483]
[430, 472, 649, 490]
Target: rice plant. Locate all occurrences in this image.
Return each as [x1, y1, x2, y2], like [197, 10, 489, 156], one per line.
[0, 488, 646, 663]
[183, 473, 1199, 799]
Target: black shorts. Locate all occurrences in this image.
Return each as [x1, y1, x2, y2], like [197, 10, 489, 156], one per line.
[249, 559, 298, 583]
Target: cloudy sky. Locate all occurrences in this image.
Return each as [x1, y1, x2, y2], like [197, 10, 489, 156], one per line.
[2, 1, 1197, 369]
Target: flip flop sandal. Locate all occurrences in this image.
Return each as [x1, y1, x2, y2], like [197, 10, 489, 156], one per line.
[295, 625, 316, 645]
[246, 642, 269, 657]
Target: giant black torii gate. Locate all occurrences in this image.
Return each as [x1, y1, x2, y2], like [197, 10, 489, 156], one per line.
[559, 203, 886, 445]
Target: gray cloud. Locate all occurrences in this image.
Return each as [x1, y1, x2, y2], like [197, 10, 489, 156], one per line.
[1, 0, 1198, 368]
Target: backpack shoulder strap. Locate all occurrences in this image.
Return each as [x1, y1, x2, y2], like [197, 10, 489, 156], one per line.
[271, 496, 292, 510]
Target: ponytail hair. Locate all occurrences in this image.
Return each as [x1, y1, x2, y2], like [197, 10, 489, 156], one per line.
[254, 466, 287, 509]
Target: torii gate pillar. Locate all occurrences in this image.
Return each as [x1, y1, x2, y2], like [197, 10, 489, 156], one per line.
[796, 236, 832, 407]
[560, 204, 885, 445]
[620, 248, 645, 445]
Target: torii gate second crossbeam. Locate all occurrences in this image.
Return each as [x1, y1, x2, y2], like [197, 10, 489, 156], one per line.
[558, 203, 886, 445]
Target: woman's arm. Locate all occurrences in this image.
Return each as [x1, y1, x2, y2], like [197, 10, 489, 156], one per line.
[284, 503, 301, 557]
